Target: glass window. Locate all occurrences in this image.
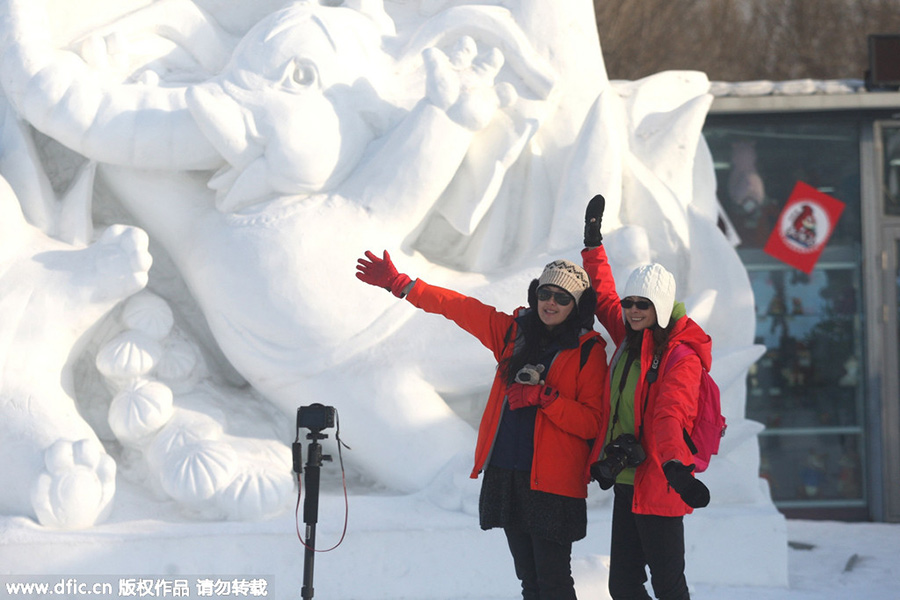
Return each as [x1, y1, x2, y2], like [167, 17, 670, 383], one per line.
[705, 119, 861, 250]
[760, 433, 864, 503]
[704, 115, 866, 512]
[748, 267, 861, 429]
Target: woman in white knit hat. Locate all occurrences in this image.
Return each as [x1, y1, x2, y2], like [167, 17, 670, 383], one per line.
[580, 195, 712, 600]
[356, 250, 608, 600]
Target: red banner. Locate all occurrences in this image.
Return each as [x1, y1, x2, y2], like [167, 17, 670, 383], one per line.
[763, 181, 845, 274]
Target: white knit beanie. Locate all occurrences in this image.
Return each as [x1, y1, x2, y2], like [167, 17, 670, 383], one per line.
[622, 263, 676, 328]
[537, 259, 591, 304]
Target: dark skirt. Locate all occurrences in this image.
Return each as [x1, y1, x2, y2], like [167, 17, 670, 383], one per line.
[479, 466, 587, 544]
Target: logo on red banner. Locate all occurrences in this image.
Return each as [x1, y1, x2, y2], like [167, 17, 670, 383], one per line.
[763, 181, 845, 274]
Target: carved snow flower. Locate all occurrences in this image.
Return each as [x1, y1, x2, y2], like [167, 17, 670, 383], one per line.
[121, 293, 174, 340]
[156, 337, 200, 383]
[218, 467, 295, 520]
[96, 331, 163, 379]
[146, 411, 225, 472]
[107, 379, 174, 443]
[160, 441, 238, 503]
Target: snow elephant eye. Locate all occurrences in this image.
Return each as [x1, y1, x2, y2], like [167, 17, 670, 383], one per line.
[284, 58, 318, 89]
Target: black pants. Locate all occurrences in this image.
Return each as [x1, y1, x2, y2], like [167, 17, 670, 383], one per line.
[608, 484, 690, 600]
[504, 527, 577, 600]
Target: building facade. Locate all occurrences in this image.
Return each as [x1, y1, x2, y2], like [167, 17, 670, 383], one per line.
[704, 85, 900, 521]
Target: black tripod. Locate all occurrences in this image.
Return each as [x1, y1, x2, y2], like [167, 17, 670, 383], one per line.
[295, 429, 332, 599]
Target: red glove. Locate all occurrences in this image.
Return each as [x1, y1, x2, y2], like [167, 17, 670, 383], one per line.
[355, 250, 413, 298]
[507, 383, 559, 410]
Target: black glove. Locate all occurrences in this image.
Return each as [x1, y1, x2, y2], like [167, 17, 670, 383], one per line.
[584, 194, 605, 247]
[663, 461, 710, 508]
[589, 460, 616, 491]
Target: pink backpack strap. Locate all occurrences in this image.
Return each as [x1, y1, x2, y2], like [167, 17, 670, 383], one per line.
[665, 343, 694, 369]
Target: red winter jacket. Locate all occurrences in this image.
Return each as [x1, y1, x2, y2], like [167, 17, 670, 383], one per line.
[406, 279, 609, 498]
[582, 246, 713, 516]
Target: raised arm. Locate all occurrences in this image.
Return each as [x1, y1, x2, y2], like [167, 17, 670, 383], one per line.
[355, 249, 514, 360]
[580, 195, 626, 345]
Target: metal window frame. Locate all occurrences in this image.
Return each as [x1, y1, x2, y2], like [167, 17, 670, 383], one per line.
[868, 121, 900, 522]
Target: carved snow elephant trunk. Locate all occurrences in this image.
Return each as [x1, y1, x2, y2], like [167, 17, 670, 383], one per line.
[0, 0, 221, 170]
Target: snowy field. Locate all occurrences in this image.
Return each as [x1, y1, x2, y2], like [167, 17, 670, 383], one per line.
[2, 485, 898, 600]
[690, 519, 900, 600]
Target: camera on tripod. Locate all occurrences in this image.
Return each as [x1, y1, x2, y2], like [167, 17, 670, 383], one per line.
[292, 402, 343, 600]
[590, 433, 646, 490]
[297, 403, 336, 432]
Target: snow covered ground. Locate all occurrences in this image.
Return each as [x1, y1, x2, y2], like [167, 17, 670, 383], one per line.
[691, 519, 900, 600]
[2, 483, 897, 600]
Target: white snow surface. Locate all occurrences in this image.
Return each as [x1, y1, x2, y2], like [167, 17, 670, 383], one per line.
[2, 483, 897, 599]
[709, 78, 868, 97]
[0, 2, 896, 599]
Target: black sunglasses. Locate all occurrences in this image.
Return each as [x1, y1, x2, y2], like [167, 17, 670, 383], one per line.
[621, 298, 652, 310]
[537, 288, 574, 306]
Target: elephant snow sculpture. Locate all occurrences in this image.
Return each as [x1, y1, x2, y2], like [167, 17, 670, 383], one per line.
[0, 0, 768, 526]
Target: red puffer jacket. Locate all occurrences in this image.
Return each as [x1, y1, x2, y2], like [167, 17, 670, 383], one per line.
[406, 279, 609, 499]
[582, 246, 713, 516]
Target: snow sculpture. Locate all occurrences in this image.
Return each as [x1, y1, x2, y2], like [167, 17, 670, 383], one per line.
[0, 0, 768, 529]
[0, 114, 151, 528]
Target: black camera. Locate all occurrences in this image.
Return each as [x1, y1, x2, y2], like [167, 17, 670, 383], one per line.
[590, 433, 646, 490]
[297, 403, 336, 432]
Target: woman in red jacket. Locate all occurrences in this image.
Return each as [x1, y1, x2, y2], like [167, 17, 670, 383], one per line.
[580, 195, 711, 600]
[356, 250, 608, 600]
